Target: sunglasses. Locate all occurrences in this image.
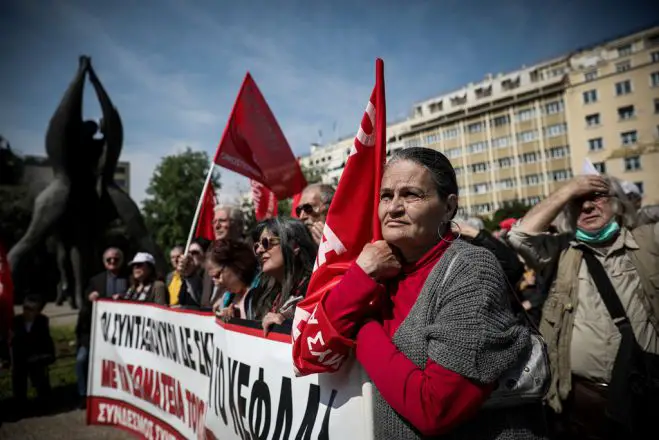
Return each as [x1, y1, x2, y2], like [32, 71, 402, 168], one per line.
[106, 257, 120, 264]
[189, 249, 202, 256]
[253, 237, 281, 253]
[295, 203, 316, 217]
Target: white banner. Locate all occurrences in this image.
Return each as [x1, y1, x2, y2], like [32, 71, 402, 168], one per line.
[87, 300, 370, 440]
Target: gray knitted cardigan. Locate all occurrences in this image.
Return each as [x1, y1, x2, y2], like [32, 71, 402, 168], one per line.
[371, 239, 548, 440]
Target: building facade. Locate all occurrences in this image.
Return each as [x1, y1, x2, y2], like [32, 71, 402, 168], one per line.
[300, 25, 659, 216]
[22, 155, 131, 195]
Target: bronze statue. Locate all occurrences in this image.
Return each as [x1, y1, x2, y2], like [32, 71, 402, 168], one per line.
[9, 56, 166, 308]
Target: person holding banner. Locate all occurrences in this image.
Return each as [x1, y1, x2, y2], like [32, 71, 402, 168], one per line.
[251, 218, 317, 334]
[318, 148, 546, 439]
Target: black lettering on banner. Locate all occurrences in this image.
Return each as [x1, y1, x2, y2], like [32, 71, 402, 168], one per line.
[318, 389, 338, 440]
[179, 327, 196, 370]
[125, 314, 135, 347]
[295, 384, 320, 440]
[272, 377, 293, 440]
[237, 362, 251, 440]
[100, 312, 111, 342]
[111, 313, 119, 345]
[228, 358, 245, 438]
[248, 368, 271, 440]
[210, 348, 228, 425]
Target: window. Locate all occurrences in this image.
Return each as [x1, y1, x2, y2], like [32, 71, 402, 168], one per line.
[618, 44, 632, 57]
[525, 174, 542, 186]
[444, 127, 459, 139]
[498, 157, 513, 168]
[618, 105, 635, 120]
[424, 133, 440, 144]
[551, 170, 571, 181]
[474, 203, 493, 214]
[655, 99, 659, 114]
[492, 136, 511, 148]
[544, 100, 564, 114]
[635, 182, 644, 195]
[404, 138, 421, 148]
[516, 108, 536, 122]
[593, 162, 606, 174]
[615, 80, 632, 95]
[498, 178, 515, 189]
[545, 123, 567, 137]
[523, 196, 542, 206]
[583, 89, 598, 104]
[517, 130, 538, 143]
[473, 183, 490, 194]
[467, 141, 487, 153]
[446, 147, 461, 158]
[651, 72, 659, 87]
[466, 121, 485, 134]
[471, 162, 489, 173]
[584, 70, 598, 82]
[491, 115, 510, 127]
[454, 167, 463, 176]
[652, 51, 659, 63]
[588, 137, 604, 151]
[616, 61, 631, 72]
[519, 152, 539, 164]
[621, 130, 638, 146]
[585, 114, 600, 127]
[624, 156, 641, 171]
[548, 146, 569, 158]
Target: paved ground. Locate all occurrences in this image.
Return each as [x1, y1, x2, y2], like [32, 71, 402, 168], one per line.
[14, 301, 79, 327]
[0, 410, 133, 440]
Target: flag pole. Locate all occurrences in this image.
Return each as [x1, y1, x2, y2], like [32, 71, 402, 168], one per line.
[185, 162, 215, 253]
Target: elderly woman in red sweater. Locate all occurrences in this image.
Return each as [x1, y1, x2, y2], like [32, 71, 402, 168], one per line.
[318, 147, 547, 439]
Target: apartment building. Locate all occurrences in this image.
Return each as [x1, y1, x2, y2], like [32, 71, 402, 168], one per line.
[565, 28, 659, 204]
[300, 25, 659, 216]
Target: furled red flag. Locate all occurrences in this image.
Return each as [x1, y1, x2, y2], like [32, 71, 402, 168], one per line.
[250, 179, 278, 221]
[0, 242, 14, 346]
[195, 181, 216, 241]
[292, 59, 386, 376]
[213, 73, 307, 199]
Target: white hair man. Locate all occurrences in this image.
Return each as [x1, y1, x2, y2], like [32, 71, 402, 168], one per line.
[295, 183, 335, 245]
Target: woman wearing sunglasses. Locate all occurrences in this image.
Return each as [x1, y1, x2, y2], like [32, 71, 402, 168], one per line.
[251, 218, 317, 335]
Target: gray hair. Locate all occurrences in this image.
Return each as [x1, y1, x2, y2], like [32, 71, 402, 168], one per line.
[556, 175, 638, 234]
[214, 204, 245, 237]
[103, 247, 124, 262]
[303, 183, 335, 207]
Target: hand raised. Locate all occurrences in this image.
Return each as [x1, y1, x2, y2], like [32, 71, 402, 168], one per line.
[356, 240, 402, 281]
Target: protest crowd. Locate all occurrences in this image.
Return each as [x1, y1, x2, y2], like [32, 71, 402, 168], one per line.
[1, 58, 659, 440]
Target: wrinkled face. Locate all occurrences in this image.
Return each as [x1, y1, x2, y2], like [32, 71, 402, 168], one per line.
[575, 193, 616, 232]
[132, 262, 151, 281]
[379, 160, 454, 258]
[188, 243, 205, 266]
[254, 229, 285, 281]
[213, 209, 232, 240]
[207, 261, 243, 293]
[104, 249, 122, 272]
[297, 188, 327, 226]
[169, 248, 183, 269]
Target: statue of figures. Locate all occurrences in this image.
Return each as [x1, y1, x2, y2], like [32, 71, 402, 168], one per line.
[9, 56, 166, 308]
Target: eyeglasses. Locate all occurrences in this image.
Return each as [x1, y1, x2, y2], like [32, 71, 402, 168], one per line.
[253, 237, 281, 253]
[189, 249, 202, 256]
[106, 257, 120, 264]
[295, 203, 316, 217]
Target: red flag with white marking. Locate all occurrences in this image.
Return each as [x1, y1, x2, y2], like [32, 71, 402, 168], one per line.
[292, 59, 386, 376]
[250, 180, 278, 221]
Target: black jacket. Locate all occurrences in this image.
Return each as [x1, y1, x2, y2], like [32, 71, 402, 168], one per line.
[11, 314, 55, 366]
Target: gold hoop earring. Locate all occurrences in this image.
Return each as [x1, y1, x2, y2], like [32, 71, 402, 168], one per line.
[438, 220, 461, 243]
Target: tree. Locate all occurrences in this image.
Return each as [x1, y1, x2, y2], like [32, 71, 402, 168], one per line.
[142, 148, 220, 252]
[481, 200, 530, 231]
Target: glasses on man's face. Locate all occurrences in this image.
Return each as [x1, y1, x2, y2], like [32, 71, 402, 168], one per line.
[253, 237, 281, 254]
[189, 248, 202, 256]
[295, 203, 316, 217]
[106, 257, 120, 264]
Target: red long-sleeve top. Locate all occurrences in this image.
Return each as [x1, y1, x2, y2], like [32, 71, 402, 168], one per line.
[320, 240, 493, 437]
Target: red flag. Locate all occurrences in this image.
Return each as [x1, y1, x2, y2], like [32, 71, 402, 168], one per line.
[292, 59, 386, 375]
[290, 192, 302, 218]
[195, 182, 216, 241]
[0, 242, 14, 346]
[214, 73, 307, 199]
[250, 180, 278, 221]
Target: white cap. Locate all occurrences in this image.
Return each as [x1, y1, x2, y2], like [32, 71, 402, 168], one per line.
[620, 181, 641, 196]
[128, 252, 156, 266]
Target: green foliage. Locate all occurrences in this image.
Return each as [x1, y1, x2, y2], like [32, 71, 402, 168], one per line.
[481, 200, 530, 231]
[0, 138, 25, 185]
[277, 198, 292, 218]
[142, 148, 220, 251]
[0, 185, 33, 247]
[300, 162, 325, 185]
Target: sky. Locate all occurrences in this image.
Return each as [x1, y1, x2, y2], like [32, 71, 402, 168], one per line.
[1, 0, 656, 206]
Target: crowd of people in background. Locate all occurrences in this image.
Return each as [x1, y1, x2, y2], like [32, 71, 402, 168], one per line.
[2, 146, 659, 439]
